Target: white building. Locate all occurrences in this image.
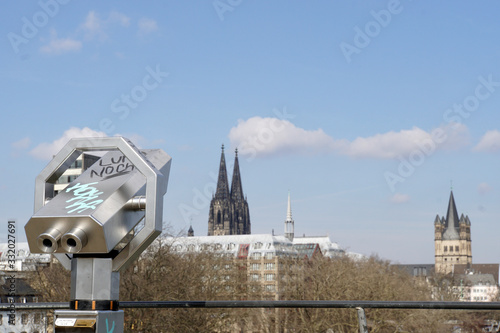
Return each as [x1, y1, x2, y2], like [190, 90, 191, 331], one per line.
[53, 153, 100, 195]
[457, 273, 499, 302]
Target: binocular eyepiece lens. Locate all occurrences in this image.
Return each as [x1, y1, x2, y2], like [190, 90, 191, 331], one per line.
[66, 238, 77, 248]
[36, 227, 89, 253]
[61, 228, 88, 253]
[37, 228, 62, 253]
[42, 239, 53, 248]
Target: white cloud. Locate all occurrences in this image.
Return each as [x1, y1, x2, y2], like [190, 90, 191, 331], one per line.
[228, 117, 470, 159]
[341, 127, 431, 159]
[109, 11, 131, 27]
[390, 193, 410, 204]
[81, 11, 103, 40]
[343, 123, 469, 159]
[228, 117, 341, 158]
[473, 130, 500, 152]
[12, 137, 31, 150]
[80, 11, 130, 41]
[138, 17, 158, 35]
[30, 127, 107, 160]
[477, 182, 492, 195]
[39, 30, 82, 55]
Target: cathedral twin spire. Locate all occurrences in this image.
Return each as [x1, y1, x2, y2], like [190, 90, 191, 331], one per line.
[214, 145, 245, 202]
[208, 145, 251, 236]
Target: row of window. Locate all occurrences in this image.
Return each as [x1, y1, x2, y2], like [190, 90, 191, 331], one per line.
[56, 174, 79, 184]
[443, 258, 461, 262]
[249, 273, 276, 281]
[250, 252, 275, 260]
[251, 263, 276, 271]
[176, 242, 291, 252]
[413, 267, 428, 276]
[443, 245, 460, 252]
[249, 284, 276, 293]
[472, 288, 491, 293]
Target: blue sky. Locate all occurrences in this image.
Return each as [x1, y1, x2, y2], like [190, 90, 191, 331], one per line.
[2, 1, 500, 264]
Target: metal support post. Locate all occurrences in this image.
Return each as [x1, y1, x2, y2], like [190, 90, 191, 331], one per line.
[55, 258, 123, 332]
[356, 307, 368, 333]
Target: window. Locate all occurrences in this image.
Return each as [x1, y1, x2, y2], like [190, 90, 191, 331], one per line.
[21, 313, 28, 325]
[20, 297, 26, 303]
[265, 274, 275, 281]
[265, 284, 275, 292]
[250, 274, 260, 281]
[444, 246, 448, 252]
[68, 175, 79, 183]
[265, 252, 274, 259]
[33, 313, 41, 324]
[70, 159, 83, 169]
[0, 314, 2, 325]
[252, 252, 261, 260]
[265, 263, 275, 270]
[449, 246, 453, 252]
[254, 242, 263, 249]
[251, 263, 260, 271]
[32, 296, 38, 303]
[455, 246, 459, 252]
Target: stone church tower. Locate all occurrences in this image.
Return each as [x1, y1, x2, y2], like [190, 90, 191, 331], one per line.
[208, 145, 251, 236]
[434, 191, 472, 274]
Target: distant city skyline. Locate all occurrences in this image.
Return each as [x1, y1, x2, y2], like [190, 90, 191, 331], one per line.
[2, 2, 500, 265]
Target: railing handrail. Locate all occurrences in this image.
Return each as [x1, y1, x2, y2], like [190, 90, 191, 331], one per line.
[3, 300, 500, 311]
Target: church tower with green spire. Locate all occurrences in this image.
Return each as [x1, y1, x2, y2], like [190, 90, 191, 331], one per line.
[434, 190, 472, 274]
[208, 145, 251, 236]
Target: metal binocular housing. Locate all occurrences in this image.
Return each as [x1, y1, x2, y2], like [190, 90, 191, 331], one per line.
[24, 137, 171, 272]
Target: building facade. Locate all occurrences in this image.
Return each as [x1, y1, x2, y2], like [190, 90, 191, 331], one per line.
[54, 153, 100, 195]
[208, 145, 251, 236]
[434, 191, 472, 274]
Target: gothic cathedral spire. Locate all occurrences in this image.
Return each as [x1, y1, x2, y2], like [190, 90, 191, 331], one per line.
[208, 145, 251, 236]
[214, 144, 230, 200]
[230, 148, 244, 202]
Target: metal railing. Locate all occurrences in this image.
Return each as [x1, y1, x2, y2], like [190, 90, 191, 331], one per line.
[2, 300, 500, 333]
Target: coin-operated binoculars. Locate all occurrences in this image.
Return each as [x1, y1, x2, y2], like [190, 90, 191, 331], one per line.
[25, 137, 171, 333]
